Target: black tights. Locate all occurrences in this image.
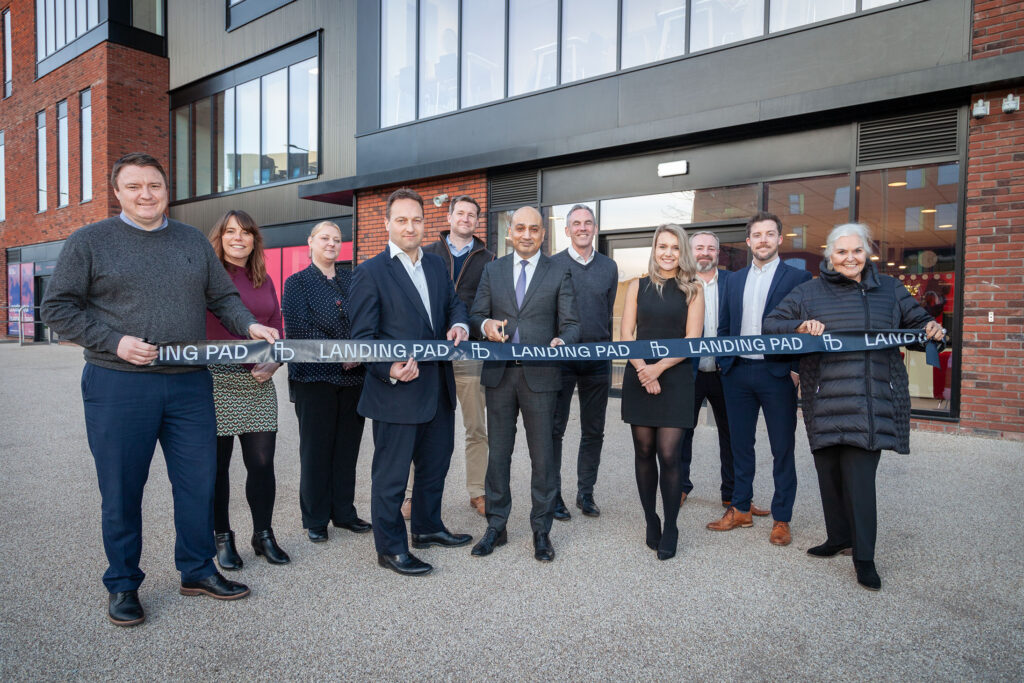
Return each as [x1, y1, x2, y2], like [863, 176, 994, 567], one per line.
[214, 431, 277, 534]
[631, 425, 684, 551]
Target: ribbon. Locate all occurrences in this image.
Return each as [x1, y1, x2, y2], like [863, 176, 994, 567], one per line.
[155, 330, 943, 367]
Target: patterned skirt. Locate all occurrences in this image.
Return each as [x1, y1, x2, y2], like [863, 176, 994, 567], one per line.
[209, 364, 278, 436]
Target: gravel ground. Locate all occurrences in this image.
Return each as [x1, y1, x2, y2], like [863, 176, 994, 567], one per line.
[1, 343, 1021, 681]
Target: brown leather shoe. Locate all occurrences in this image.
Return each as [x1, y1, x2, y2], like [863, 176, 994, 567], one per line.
[750, 503, 770, 516]
[706, 507, 753, 531]
[680, 492, 688, 506]
[769, 521, 792, 546]
[469, 496, 486, 516]
[401, 498, 412, 521]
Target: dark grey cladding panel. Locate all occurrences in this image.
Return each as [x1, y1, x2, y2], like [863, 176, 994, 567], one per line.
[542, 125, 853, 206]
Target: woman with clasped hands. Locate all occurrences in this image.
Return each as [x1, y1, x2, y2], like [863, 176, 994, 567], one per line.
[619, 224, 704, 561]
[282, 221, 369, 544]
[763, 223, 944, 591]
[206, 210, 290, 569]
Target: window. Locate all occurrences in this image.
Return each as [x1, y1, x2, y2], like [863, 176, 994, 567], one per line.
[57, 100, 69, 206]
[169, 40, 319, 201]
[770, 0, 854, 33]
[600, 185, 759, 231]
[37, 111, 47, 211]
[2, 9, 11, 97]
[419, 0, 458, 118]
[508, 0, 557, 97]
[381, 0, 417, 127]
[768, 173, 851, 272]
[461, 0, 505, 107]
[36, 0, 101, 60]
[561, 0, 617, 84]
[622, 0, 687, 69]
[80, 88, 92, 201]
[689, 0, 764, 53]
[0, 130, 5, 221]
[131, 0, 164, 36]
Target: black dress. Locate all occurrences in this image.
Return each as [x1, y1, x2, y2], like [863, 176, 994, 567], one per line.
[621, 277, 695, 428]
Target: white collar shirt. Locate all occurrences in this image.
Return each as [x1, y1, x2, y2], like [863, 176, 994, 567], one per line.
[568, 245, 595, 266]
[513, 250, 543, 293]
[740, 257, 781, 360]
[698, 270, 720, 372]
[389, 241, 432, 328]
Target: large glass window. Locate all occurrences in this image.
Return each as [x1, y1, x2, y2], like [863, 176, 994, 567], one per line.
[600, 185, 758, 231]
[621, 0, 687, 69]
[461, 0, 505, 107]
[36, 0, 101, 60]
[236, 78, 260, 189]
[193, 97, 212, 196]
[131, 0, 164, 35]
[261, 69, 288, 184]
[561, 0, 617, 84]
[0, 130, 5, 221]
[508, 0, 557, 97]
[57, 100, 69, 207]
[381, 0, 417, 127]
[215, 89, 236, 192]
[689, 0, 764, 53]
[80, 88, 92, 201]
[172, 105, 190, 200]
[288, 58, 318, 179]
[3, 9, 12, 98]
[768, 173, 851, 274]
[770, 0, 854, 33]
[36, 111, 47, 212]
[419, 0, 459, 118]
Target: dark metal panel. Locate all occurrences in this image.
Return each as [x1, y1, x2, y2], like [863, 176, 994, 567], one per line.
[355, 0, 381, 136]
[227, 0, 298, 32]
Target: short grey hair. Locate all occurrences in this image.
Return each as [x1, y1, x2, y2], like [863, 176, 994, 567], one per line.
[565, 204, 596, 224]
[825, 223, 874, 260]
[688, 230, 720, 246]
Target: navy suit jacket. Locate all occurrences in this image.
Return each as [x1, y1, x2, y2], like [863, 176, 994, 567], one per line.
[349, 249, 469, 424]
[717, 261, 812, 378]
[693, 268, 732, 379]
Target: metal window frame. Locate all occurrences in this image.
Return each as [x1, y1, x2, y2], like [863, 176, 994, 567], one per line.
[79, 88, 92, 202]
[36, 110, 47, 213]
[56, 99, 69, 207]
[2, 9, 12, 98]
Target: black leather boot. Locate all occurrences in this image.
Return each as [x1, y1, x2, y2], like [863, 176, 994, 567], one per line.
[215, 531, 243, 571]
[251, 529, 290, 565]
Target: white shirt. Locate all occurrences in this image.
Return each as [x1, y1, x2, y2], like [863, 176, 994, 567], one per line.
[698, 271, 720, 372]
[513, 250, 543, 293]
[740, 257, 780, 360]
[568, 245, 595, 266]
[388, 242, 470, 336]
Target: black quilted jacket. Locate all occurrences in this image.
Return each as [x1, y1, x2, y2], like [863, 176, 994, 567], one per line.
[763, 262, 934, 454]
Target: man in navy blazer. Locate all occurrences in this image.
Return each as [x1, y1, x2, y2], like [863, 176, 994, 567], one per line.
[349, 188, 473, 576]
[707, 212, 812, 546]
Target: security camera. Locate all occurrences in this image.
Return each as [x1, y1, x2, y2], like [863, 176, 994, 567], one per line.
[433, 193, 449, 208]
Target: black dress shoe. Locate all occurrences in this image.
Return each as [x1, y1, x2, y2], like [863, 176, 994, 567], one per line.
[180, 572, 250, 600]
[307, 526, 329, 543]
[108, 590, 144, 627]
[533, 531, 555, 562]
[471, 527, 507, 556]
[377, 552, 433, 576]
[251, 529, 290, 565]
[334, 517, 372, 534]
[214, 531, 243, 571]
[411, 530, 473, 549]
[854, 559, 881, 591]
[645, 515, 662, 551]
[657, 527, 678, 561]
[807, 541, 853, 558]
[553, 495, 571, 521]
[576, 494, 600, 517]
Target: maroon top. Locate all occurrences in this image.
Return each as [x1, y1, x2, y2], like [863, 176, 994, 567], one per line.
[206, 264, 283, 341]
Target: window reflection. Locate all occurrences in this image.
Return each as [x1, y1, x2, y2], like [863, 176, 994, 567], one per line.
[172, 105, 189, 200]
[769, 0, 854, 33]
[561, 0, 617, 84]
[689, 0, 764, 53]
[236, 79, 260, 188]
[419, 0, 459, 117]
[261, 68, 288, 184]
[622, 0, 687, 68]
[193, 97, 212, 196]
[600, 185, 758, 231]
[289, 58, 319, 178]
[508, 0, 558, 96]
[381, 0, 417, 126]
[462, 0, 505, 107]
[215, 89, 235, 192]
[768, 173, 850, 275]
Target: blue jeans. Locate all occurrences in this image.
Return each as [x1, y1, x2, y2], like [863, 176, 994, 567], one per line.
[82, 364, 218, 593]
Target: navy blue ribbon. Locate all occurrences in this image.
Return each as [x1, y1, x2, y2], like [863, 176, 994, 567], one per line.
[156, 330, 944, 367]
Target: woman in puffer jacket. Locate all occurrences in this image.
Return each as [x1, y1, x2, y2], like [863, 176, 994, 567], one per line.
[763, 223, 945, 591]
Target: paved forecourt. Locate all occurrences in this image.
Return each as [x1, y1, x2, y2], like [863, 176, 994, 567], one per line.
[0, 343, 1020, 679]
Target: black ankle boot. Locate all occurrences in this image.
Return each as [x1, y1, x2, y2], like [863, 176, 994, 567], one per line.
[252, 529, 290, 565]
[657, 526, 678, 561]
[215, 531, 243, 571]
[853, 559, 881, 591]
[645, 516, 662, 551]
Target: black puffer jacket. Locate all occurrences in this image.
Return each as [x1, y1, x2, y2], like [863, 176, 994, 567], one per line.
[763, 262, 934, 454]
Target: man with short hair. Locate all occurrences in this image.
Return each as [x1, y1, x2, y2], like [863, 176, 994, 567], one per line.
[469, 206, 580, 562]
[401, 194, 495, 518]
[707, 212, 811, 546]
[550, 205, 617, 519]
[40, 152, 280, 627]
[349, 188, 473, 577]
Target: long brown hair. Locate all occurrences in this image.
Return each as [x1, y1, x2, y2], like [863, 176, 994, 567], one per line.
[210, 210, 268, 288]
[647, 224, 700, 303]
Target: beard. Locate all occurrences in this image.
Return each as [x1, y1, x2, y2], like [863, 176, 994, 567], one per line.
[696, 259, 718, 273]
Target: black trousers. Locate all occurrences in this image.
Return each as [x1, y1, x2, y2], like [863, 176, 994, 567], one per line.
[551, 360, 611, 497]
[680, 370, 734, 502]
[293, 382, 365, 530]
[812, 444, 881, 561]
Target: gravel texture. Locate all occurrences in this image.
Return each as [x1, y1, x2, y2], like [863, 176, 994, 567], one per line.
[1, 343, 1021, 680]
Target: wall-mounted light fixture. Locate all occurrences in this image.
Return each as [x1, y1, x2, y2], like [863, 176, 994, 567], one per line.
[657, 160, 689, 177]
[972, 99, 990, 118]
[1002, 93, 1020, 114]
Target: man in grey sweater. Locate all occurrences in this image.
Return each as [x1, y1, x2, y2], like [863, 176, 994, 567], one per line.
[41, 153, 279, 627]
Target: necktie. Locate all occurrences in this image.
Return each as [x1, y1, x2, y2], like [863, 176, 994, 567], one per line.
[513, 259, 528, 343]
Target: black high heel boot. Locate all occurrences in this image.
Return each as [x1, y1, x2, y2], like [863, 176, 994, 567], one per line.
[853, 559, 881, 591]
[215, 531, 243, 571]
[252, 529, 290, 565]
[657, 526, 678, 561]
[645, 515, 662, 551]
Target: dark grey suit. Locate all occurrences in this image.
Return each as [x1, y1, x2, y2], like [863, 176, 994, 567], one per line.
[469, 252, 580, 533]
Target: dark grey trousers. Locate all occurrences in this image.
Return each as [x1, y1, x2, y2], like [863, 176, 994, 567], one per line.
[812, 444, 881, 561]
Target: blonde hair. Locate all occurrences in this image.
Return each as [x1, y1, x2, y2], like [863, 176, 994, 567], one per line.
[308, 220, 342, 260]
[647, 224, 700, 303]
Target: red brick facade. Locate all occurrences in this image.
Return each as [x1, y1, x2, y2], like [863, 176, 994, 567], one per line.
[354, 173, 488, 264]
[0, 0, 168, 315]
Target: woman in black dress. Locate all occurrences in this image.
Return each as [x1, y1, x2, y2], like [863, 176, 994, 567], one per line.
[621, 224, 704, 560]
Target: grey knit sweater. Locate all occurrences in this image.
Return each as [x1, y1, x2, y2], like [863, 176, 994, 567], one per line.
[551, 248, 618, 342]
[41, 216, 257, 373]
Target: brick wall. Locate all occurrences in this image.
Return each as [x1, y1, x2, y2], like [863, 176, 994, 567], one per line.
[0, 6, 168, 316]
[972, 0, 1024, 59]
[354, 173, 488, 264]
